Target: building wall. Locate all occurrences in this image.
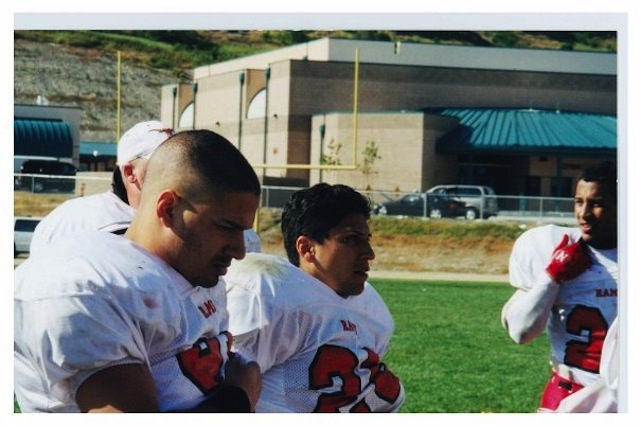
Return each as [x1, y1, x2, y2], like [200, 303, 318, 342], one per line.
[284, 60, 616, 115]
[309, 112, 459, 193]
[161, 40, 616, 193]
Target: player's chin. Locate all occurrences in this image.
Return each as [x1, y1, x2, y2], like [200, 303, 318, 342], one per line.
[196, 275, 220, 288]
[195, 267, 227, 287]
[351, 272, 369, 291]
[350, 283, 366, 296]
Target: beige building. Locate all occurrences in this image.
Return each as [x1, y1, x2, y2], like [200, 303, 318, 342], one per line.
[161, 38, 616, 197]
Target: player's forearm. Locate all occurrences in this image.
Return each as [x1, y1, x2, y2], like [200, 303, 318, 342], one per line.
[76, 363, 160, 412]
[502, 275, 560, 344]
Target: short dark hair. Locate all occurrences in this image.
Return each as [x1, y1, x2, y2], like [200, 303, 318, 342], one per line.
[281, 183, 371, 266]
[577, 160, 617, 201]
[149, 129, 261, 201]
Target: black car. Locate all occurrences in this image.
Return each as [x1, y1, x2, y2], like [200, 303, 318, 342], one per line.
[373, 193, 465, 219]
[17, 159, 77, 193]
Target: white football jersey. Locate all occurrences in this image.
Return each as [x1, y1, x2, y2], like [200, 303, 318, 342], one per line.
[14, 231, 232, 412]
[509, 224, 618, 386]
[225, 253, 405, 413]
[30, 191, 136, 255]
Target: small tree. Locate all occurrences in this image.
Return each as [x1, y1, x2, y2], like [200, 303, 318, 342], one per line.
[320, 138, 342, 166]
[320, 138, 342, 183]
[358, 140, 381, 190]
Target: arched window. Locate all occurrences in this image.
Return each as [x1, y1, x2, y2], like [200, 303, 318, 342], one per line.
[178, 103, 194, 128]
[246, 90, 266, 119]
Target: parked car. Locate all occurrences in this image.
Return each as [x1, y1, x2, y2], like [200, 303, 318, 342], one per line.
[17, 159, 77, 193]
[373, 193, 466, 219]
[427, 184, 499, 220]
[14, 216, 42, 257]
[14, 155, 59, 189]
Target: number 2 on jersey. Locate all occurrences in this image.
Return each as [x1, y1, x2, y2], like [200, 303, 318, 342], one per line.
[564, 305, 608, 373]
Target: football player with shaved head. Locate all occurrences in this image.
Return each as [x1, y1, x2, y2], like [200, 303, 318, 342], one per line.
[15, 130, 262, 413]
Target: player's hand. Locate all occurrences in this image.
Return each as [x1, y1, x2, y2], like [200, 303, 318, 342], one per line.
[224, 353, 262, 412]
[545, 234, 592, 284]
[181, 353, 262, 413]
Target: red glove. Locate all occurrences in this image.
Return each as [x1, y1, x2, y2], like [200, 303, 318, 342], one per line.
[545, 234, 592, 284]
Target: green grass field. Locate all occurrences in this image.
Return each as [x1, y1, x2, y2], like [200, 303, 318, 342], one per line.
[370, 277, 550, 413]
[14, 277, 551, 413]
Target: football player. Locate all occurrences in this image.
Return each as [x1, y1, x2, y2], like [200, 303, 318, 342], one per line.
[30, 120, 174, 254]
[15, 130, 262, 412]
[226, 183, 405, 412]
[501, 160, 618, 412]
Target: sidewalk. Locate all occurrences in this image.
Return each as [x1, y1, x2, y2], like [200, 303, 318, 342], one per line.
[368, 269, 509, 283]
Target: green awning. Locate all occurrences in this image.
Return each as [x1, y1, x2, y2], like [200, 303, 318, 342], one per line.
[14, 118, 73, 158]
[434, 108, 617, 156]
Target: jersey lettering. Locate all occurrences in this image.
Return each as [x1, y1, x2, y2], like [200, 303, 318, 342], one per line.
[198, 299, 217, 318]
[564, 305, 608, 373]
[309, 344, 401, 412]
[340, 320, 358, 333]
[595, 288, 617, 298]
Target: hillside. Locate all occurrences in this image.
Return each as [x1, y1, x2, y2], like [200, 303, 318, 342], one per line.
[14, 30, 616, 143]
[14, 38, 176, 142]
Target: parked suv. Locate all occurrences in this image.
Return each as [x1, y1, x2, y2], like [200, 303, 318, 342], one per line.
[17, 159, 77, 193]
[427, 184, 499, 220]
[14, 216, 42, 257]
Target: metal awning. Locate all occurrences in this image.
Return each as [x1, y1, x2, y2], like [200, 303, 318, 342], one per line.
[14, 118, 73, 157]
[433, 108, 617, 156]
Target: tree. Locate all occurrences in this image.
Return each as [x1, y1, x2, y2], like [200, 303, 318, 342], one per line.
[320, 138, 342, 166]
[320, 138, 342, 183]
[359, 140, 381, 190]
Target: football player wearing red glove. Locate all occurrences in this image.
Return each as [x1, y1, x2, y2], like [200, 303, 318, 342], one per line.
[501, 160, 618, 412]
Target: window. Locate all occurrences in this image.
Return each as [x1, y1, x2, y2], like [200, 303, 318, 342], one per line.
[15, 219, 39, 232]
[178, 103, 194, 128]
[458, 187, 481, 197]
[247, 90, 266, 119]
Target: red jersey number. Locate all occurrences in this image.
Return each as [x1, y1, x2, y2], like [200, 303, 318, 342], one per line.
[564, 305, 609, 373]
[309, 344, 401, 412]
[177, 336, 226, 393]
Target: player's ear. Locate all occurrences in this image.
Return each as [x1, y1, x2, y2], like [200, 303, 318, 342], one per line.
[156, 190, 179, 228]
[121, 162, 136, 183]
[296, 236, 315, 263]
